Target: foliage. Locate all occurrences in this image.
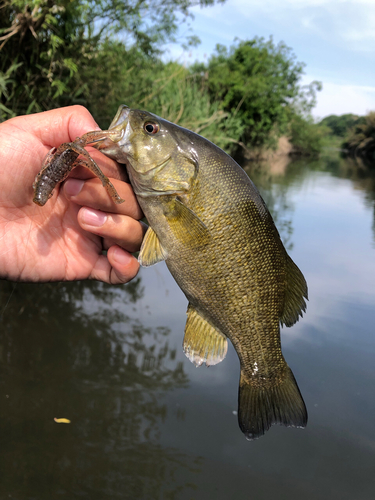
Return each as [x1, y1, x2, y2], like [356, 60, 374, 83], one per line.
[289, 114, 331, 156]
[138, 62, 244, 150]
[320, 113, 363, 137]
[1, 3, 325, 156]
[342, 111, 375, 164]
[0, 0, 223, 120]
[192, 38, 321, 150]
[70, 44, 242, 150]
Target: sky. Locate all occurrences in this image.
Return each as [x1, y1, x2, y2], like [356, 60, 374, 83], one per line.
[167, 0, 375, 120]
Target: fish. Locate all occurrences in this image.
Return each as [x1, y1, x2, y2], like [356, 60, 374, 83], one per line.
[34, 104, 308, 439]
[96, 105, 308, 440]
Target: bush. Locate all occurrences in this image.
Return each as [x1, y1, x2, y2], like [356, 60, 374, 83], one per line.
[0, 0, 223, 120]
[320, 114, 362, 137]
[342, 112, 375, 163]
[289, 115, 331, 156]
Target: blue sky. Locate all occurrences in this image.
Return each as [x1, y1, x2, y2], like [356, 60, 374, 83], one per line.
[167, 0, 375, 119]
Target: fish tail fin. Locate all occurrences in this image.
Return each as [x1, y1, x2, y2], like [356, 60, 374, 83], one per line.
[238, 365, 307, 440]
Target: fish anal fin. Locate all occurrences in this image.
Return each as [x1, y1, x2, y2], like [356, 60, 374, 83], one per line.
[138, 226, 166, 267]
[281, 254, 308, 327]
[166, 199, 210, 248]
[183, 305, 228, 367]
[238, 364, 307, 440]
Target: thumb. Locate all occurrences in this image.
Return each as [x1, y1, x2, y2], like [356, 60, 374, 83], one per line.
[90, 245, 140, 284]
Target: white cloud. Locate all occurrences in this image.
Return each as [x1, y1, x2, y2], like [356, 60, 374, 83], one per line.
[232, 0, 375, 10]
[186, 0, 375, 116]
[343, 22, 375, 43]
[312, 81, 375, 118]
[194, 0, 375, 48]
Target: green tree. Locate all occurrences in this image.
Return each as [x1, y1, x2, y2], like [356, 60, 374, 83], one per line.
[320, 114, 362, 137]
[289, 114, 330, 157]
[0, 0, 224, 120]
[342, 111, 375, 164]
[193, 38, 321, 150]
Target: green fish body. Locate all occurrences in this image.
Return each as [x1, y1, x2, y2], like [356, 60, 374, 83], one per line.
[100, 105, 308, 439]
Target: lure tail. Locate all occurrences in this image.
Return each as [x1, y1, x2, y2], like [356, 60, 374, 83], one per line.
[238, 365, 307, 440]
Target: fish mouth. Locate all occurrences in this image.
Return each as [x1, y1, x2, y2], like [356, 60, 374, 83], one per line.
[109, 104, 130, 131]
[93, 105, 133, 163]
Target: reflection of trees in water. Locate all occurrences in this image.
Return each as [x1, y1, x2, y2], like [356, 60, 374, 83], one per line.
[0, 279, 198, 499]
[325, 156, 375, 246]
[243, 154, 375, 252]
[243, 162, 296, 252]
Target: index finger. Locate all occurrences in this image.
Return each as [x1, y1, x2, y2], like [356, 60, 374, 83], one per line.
[10, 105, 102, 148]
[64, 177, 144, 220]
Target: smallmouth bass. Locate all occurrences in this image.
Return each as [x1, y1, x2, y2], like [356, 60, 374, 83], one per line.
[99, 105, 308, 440]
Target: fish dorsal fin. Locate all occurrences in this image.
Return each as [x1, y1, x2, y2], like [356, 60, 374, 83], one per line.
[280, 254, 308, 327]
[183, 304, 228, 367]
[138, 226, 167, 267]
[166, 198, 210, 248]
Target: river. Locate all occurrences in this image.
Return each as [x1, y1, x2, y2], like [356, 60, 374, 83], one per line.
[0, 154, 374, 499]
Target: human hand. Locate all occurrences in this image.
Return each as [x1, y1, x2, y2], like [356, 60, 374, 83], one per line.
[0, 105, 145, 283]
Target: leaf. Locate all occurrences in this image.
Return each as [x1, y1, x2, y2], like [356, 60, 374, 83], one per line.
[54, 418, 71, 424]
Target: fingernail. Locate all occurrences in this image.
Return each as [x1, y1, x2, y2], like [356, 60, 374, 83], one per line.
[65, 179, 84, 197]
[81, 208, 107, 227]
[112, 247, 132, 265]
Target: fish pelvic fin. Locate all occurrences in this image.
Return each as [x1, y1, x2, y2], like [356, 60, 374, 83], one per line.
[138, 226, 167, 267]
[280, 254, 308, 327]
[183, 304, 228, 367]
[238, 365, 307, 440]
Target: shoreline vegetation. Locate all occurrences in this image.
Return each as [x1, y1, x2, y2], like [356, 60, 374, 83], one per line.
[0, 1, 373, 166]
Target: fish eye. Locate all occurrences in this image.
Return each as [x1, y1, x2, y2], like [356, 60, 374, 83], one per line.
[144, 122, 160, 134]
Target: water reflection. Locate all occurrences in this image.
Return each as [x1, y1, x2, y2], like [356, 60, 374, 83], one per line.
[243, 153, 375, 250]
[333, 156, 375, 244]
[0, 279, 199, 499]
[243, 159, 296, 251]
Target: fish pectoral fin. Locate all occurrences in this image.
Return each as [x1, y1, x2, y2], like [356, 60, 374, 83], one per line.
[138, 226, 167, 267]
[166, 199, 210, 247]
[183, 304, 228, 367]
[280, 254, 308, 327]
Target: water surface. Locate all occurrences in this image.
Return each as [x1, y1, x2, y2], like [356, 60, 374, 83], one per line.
[1, 155, 374, 499]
